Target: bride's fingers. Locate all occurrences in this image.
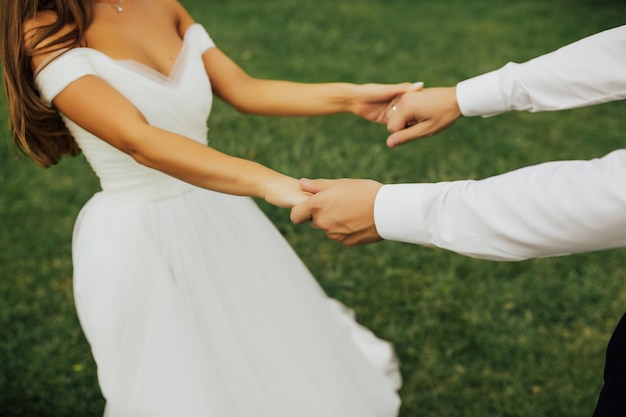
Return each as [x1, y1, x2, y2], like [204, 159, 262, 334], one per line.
[408, 81, 424, 92]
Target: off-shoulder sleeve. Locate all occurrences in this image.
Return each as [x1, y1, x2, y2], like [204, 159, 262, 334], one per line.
[188, 24, 216, 55]
[34, 49, 97, 107]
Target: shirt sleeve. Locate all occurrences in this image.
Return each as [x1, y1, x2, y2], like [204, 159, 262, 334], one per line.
[374, 149, 626, 261]
[34, 49, 97, 107]
[457, 24, 626, 117]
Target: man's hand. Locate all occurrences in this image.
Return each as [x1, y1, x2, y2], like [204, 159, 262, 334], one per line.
[290, 178, 384, 246]
[386, 86, 461, 147]
[351, 82, 423, 124]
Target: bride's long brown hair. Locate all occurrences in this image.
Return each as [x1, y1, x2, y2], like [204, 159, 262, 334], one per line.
[1, 0, 93, 167]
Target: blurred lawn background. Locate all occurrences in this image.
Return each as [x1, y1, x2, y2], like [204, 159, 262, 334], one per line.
[2, 0, 626, 416]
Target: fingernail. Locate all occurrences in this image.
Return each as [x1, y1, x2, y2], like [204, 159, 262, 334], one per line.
[412, 81, 424, 89]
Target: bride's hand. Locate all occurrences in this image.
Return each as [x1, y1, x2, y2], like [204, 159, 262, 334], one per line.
[263, 176, 311, 208]
[351, 82, 423, 124]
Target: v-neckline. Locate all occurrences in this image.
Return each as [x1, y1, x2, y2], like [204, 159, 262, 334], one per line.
[86, 23, 198, 81]
[35, 24, 199, 83]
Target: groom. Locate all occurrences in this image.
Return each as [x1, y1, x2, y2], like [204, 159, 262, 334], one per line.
[291, 24, 626, 417]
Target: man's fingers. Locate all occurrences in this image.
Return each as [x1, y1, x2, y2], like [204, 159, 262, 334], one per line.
[293, 178, 340, 224]
[386, 122, 432, 147]
[386, 111, 410, 133]
[299, 178, 334, 194]
[290, 200, 313, 225]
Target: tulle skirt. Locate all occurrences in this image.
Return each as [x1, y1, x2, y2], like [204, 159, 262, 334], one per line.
[71, 186, 401, 417]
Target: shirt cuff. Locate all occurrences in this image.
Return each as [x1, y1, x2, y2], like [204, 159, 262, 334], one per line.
[373, 184, 430, 245]
[456, 69, 507, 117]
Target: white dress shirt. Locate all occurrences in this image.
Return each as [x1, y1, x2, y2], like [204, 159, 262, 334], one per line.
[374, 25, 626, 261]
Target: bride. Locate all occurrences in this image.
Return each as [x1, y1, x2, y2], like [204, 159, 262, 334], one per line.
[1, 0, 413, 415]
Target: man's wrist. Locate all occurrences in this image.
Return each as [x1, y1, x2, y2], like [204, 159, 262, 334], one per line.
[374, 184, 428, 244]
[456, 69, 506, 117]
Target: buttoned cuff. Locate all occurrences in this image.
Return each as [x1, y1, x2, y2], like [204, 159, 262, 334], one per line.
[373, 184, 430, 245]
[456, 69, 507, 117]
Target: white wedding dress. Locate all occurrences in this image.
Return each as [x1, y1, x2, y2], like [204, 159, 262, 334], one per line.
[35, 24, 401, 417]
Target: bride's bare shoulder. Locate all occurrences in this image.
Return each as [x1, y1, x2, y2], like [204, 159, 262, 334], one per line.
[24, 11, 77, 69]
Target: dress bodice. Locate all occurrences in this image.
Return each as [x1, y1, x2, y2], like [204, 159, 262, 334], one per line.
[35, 24, 216, 201]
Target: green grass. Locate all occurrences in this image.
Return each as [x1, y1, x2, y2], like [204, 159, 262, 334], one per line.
[2, 0, 626, 416]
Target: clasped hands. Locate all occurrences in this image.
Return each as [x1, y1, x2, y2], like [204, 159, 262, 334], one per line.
[290, 84, 462, 246]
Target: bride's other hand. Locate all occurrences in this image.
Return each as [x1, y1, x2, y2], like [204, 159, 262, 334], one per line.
[385, 86, 461, 147]
[351, 82, 423, 124]
[263, 176, 312, 208]
[290, 178, 383, 245]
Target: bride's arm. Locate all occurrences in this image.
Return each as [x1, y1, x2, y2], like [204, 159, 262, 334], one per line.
[52, 75, 308, 208]
[202, 47, 412, 123]
[173, 4, 413, 123]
